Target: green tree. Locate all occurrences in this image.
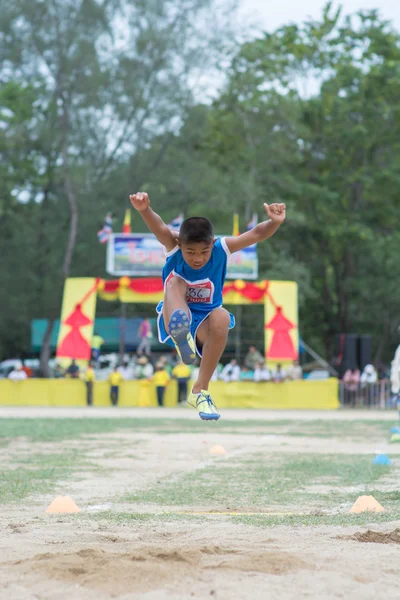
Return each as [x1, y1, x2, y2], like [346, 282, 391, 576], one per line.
[141, 3, 400, 361]
[0, 0, 239, 367]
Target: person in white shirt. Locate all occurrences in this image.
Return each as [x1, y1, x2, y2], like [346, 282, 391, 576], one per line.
[391, 344, 400, 397]
[286, 359, 303, 381]
[254, 361, 271, 382]
[118, 361, 134, 380]
[271, 363, 287, 383]
[221, 359, 241, 382]
[8, 363, 28, 381]
[360, 364, 377, 386]
[134, 355, 154, 379]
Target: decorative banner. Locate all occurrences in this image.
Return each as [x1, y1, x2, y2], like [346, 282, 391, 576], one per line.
[97, 277, 286, 308]
[107, 234, 166, 277]
[107, 233, 258, 280]
[56, 278, 98, 367]
[264, 281, 298, 364]
[58, 278, 298, 366]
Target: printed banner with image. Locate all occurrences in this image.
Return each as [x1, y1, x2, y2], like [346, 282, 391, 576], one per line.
[107, 234, 258, 280]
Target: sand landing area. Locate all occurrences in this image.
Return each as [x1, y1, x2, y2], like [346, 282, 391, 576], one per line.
[0, 407, 399, 599]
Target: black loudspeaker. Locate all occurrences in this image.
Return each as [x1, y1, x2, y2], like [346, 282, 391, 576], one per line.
[335, 334, 359, 378]
[358, 335, 372, 371]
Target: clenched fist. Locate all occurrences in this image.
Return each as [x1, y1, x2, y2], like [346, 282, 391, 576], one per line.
[129, 192, 150, 212]
[264, 202, 286, 224]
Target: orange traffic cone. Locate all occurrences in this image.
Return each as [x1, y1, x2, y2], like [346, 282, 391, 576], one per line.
[209, 445, 226, 456]
[349, 495, 384, 513]
[46, 496, 81, 514]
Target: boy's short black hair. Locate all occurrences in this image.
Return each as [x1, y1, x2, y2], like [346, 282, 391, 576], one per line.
[179, 217, 214, 245]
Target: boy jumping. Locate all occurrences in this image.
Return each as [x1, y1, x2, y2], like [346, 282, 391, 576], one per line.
[129, 192, 286, 421]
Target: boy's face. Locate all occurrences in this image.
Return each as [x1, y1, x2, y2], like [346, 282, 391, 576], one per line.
[179, 240, 214, 269]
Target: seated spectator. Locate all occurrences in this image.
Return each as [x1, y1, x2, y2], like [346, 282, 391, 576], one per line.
[118, 360, 134, 380]
[244, 346, 264, 370]
[343, 368, 360, 390]
[360, 364, 377, 387]
[254, 361, 271, 382]
[360, 363, 378, 407]
[8, 362, 28, 381]
[343, 368, 360, 406]
[240, 366, 254, 381]
[153, 363, 171, 406]
[53, 362, 64, 378]
[286, 359, 303, 381]
[221, 359, 241, 382]
[65, 359, 80, 379]
[134, 356, 154, 380]
[158, 354, 173, 375]
[271, 363, 286, 383]
[21, 360, 33, 378]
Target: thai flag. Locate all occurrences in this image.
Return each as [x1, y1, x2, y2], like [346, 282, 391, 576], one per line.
[168, 213, 184, 230]
[97, 213, 113, 244]
[247, 213, 258, 230]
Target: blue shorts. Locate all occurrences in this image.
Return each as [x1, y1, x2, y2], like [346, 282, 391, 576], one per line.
[156, 302, 235, 357]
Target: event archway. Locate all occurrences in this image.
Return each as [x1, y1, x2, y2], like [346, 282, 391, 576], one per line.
[56, 277, 298, 366]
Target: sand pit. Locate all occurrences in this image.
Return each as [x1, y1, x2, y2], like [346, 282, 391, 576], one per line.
[0, 408, 399, 599]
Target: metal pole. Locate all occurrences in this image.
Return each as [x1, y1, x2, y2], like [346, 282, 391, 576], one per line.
[300, 340, 339, 377]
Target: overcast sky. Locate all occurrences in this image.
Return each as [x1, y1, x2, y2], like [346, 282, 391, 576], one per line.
[238, 0, 399, 32]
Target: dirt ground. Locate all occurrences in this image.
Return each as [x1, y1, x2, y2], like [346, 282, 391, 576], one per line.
[0, 408, 399, 600]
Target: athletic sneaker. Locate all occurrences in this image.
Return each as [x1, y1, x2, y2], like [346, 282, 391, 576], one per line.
[168, 309, 196, 365]
[187, 389, 220, 421]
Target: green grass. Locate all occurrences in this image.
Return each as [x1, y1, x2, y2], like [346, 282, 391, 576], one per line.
[85, 511, 207, 525]
[0, 416, 396, 444]
[0, 450, 103, 504]
[1, 416, 399, 524]
[232, 511, 400, 528]
[0, 465, 73, 503]
[0, 417, 281, 443]
[123, 452, 396, 511]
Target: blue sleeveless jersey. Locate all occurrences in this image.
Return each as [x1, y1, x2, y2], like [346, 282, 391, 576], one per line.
[156, 237, 235, 355]
[161, 237, 230, 314]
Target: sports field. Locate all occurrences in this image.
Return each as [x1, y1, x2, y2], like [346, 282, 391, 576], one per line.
[1, 407, 400, 599]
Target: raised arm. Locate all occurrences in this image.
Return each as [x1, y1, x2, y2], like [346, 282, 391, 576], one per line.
[225, 203, 286, 253]
[129, 192, 177, 252]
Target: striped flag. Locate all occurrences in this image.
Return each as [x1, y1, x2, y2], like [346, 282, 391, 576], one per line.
[168, 213, 184, 230]
[247, 213, 258, 230]
[122, 209, 131, 233]
[97, 213, 113, 244]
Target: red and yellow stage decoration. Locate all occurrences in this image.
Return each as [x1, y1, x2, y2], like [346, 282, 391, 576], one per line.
[56, 277, 298, 365]
[56, 278, 100, 367]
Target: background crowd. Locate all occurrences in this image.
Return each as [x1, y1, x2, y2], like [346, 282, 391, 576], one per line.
[2, 318, 398, 410]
